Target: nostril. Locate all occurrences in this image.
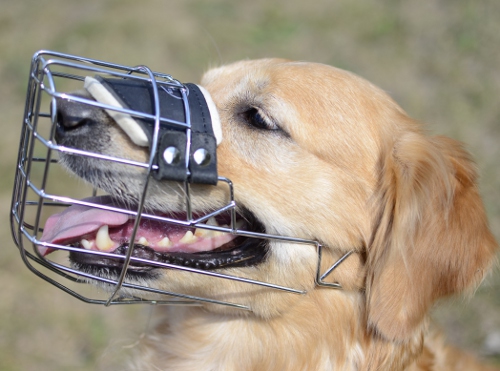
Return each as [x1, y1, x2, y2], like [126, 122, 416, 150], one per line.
[53, 98, 95, 142]
[54, 96, 96, 130]
[56, 104, 90, 129]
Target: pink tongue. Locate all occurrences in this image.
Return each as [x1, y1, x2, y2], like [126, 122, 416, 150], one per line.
[39, 196, 239, 257]
[40, 196, 129, 255]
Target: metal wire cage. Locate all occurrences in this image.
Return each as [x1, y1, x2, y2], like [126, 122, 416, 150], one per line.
[11, 50, 350, 310]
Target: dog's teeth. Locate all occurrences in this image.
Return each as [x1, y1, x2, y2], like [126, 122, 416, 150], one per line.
[95, 225, 115, 251]
[157, 237, 172, 248]
[234, 219, 245, 230]
[208, 225, 229, 237]
[179, 230, 197, 244]
[194, 228, 224, 238]
[212, 230, 225, 237]
[194, 227, 212, 238]
[194, 217, 226, 238]
[81, 239, 93, 250]
[138, 237, 149, 246]
[206, 217, 219, 226]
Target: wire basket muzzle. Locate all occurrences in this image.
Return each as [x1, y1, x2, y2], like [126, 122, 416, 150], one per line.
[10, 51, 348, 310]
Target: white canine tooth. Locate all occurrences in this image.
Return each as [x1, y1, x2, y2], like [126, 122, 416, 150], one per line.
[235, 219, 245, 230]
[157, 237, 172, 248]
[179, 230, 197, 244]
[95, 225, 115, 251]
[81, 239, 92, 250]
[138, 237, 149, 246]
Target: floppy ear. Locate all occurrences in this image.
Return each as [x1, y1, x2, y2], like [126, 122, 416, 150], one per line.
[366, 130, 498, 341]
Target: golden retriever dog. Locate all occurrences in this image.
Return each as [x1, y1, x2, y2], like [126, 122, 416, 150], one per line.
[51, 59, 498, 370]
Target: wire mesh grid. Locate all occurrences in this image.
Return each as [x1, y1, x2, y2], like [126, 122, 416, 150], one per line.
[10, 51, 349, 311]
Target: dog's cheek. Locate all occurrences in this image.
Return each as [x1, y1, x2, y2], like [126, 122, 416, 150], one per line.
[144, 242, 318, 318]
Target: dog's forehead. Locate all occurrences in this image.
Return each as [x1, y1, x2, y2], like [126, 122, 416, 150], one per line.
[204, 59, 383, 123]
[202, 59, 395, 115]
[201, 60, 335, 125]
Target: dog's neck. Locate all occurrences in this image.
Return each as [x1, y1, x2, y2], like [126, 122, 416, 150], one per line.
[132, 291, 365, 370]
[130, 288, 430, 371]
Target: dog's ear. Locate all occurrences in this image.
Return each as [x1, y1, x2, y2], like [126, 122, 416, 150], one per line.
[366, 130, 498, 341]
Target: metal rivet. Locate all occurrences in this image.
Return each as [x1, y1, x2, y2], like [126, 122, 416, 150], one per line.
[163, 146, 180, 165]
[193, 148, 211, 166]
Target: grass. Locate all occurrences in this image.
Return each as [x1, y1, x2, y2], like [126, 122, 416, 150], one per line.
[1, 0, 499, 369]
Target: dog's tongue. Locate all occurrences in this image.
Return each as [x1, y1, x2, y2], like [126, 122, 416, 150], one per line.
[40, 196, 129, 255]
[39, 196, 239, 257]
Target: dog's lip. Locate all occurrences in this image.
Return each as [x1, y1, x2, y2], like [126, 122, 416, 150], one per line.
[39, 195, 244, 257]
[69, 236, 268, 273]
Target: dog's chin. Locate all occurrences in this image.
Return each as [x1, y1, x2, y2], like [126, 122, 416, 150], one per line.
[66, 206, 269, 282]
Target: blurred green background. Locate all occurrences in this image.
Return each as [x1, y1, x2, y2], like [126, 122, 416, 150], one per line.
[1, 0, 499, 369]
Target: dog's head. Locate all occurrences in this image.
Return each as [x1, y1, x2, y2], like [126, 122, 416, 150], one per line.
[27, 58, 498, 342]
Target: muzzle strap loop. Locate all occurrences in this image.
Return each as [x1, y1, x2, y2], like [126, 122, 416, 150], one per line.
[88, 76, 219, 184]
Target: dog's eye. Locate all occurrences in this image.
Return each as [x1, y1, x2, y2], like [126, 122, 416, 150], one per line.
[242, 108, 279, 131]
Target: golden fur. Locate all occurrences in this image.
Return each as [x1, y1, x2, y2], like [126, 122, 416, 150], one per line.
[63, 59, 499, 370]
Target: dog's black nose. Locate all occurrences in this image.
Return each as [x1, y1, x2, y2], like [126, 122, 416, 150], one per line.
[56, 98, 94, 128]
[54, 97, 97, 142]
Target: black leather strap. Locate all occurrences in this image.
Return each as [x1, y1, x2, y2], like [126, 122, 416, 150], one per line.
[95, 76, 218, 184]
